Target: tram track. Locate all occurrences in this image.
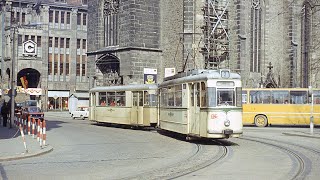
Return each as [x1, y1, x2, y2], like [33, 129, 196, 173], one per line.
[240, 136, 311, 180]
[123, 139, 231, 180]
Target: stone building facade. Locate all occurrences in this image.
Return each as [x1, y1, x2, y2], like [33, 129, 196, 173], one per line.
[0, 0, 88, 111]
[88, 0, 320, 89]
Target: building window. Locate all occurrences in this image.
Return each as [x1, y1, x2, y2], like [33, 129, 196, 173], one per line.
[77, 13, 81, 25]
[77, 39, 81, 49]
[49, 37, 53, 47]
[83, 13, 87, 26]
[49, 10, 54, 23]
[48, 54, 53, 75]
[60, 54, 64, 75]
[54, 55, 58, 75]
[60, 38, 64, 48]
[104, 0, 119, 46]
[18, 35, 22, 46]
[82, 0, 88, 5]
[55, 37, 59, 48]
[76, 55, 81, 76]
[22, 13, 25, 24]
[61, 11, 65, 24]
[55, 11, 59, 23]
[66, 38, 70, 48]
[82, 55, 86, 76]
[82, 39, 86, 49]
[250, 0, 262, 73]
[55, 0, 66, 3]
[67, 12, 70, 24]
[66, 54, 70, 75]
[37, 36, 41, 47]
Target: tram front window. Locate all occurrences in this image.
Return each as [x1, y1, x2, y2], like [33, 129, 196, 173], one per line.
[217, 89, 235, 106]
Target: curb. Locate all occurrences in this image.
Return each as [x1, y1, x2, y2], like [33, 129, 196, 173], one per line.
[283, 132, 320, 139]
[0, 145, 53, 162]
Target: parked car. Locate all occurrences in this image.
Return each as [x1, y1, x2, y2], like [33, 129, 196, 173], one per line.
[21, 106, 44, 120]
[71, 107, 89, 120]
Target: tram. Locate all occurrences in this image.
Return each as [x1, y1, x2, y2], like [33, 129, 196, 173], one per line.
[158, 69, 243, 139]
[89, 84, 158, 127]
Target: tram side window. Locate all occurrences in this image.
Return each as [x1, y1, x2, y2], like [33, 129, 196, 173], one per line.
[107, 92, 116, 106]
[175, 85, 182, 107]
[313, 90, 320, 104]
[161, 88, 168, 106]
[99, 92, 106, 106]
[217, 89, 235, 106]
[190, 84, 195, 107]
[208, 87, 216, 107]
[144, 91, 157, 106]
[168, 86, 174, 106]
[116, 92, 125, 106]
[138, 92, 143, 106]
[200, 82, 207, 107]
[290, 91, 307, 104]
[272, 91, 289, 104]
[250, 91, 271, 104]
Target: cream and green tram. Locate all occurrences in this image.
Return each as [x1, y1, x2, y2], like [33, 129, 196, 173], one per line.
[89, 84, 158, 127]
[158, 69, 243, 139]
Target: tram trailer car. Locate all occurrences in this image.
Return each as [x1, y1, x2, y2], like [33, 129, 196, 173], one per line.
[89, 84, 158, 127]
[158, 69, 243, 139]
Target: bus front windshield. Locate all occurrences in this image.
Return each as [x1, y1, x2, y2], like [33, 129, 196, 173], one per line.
[217, 89, 235, 106]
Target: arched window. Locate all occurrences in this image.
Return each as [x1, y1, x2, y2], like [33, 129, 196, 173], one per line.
[301, 1, 312, 88]
[250, 0, 262, 73]
[104, 0, 119, 47]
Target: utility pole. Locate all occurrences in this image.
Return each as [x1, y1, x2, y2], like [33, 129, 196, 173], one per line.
[1, 2, 5, 97]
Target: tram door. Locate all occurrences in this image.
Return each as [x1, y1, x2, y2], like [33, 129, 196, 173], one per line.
[131, 91, 144, 125]
[189, 83, 200, 135]
[90, 93, 96, 120]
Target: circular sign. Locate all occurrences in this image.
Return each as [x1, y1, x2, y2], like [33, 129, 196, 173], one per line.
[24, 41, 36, 53]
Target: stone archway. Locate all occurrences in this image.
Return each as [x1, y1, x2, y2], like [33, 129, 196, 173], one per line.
[96, 53, 122, 86]
[17, 68, 41, 89]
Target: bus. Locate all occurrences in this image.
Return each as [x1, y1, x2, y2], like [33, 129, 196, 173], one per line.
[158, 69, 243, 139]
[242, 88, 320, 127]
[89, 84, 158, 127]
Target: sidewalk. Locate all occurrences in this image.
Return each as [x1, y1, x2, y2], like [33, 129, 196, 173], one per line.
[283, 127, 320, 139]
[0, 125, 53, 162]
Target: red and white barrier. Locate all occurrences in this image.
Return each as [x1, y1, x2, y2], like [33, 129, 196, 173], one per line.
[37, 119, 41, 142]
[27, 115, 31, 135]
[42, 120, 46, 146]
[19, 124, 28, 153]
[32, 118, 35, 138]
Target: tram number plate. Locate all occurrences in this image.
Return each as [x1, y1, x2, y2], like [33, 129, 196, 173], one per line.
[223, 129, 233, 135]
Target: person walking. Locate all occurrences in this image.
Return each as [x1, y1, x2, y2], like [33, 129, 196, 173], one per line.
[1, 102, 9, 127]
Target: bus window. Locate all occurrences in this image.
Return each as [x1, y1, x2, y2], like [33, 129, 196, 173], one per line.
[208, 87, 216, 107]
[242, 90, 247, 104]
[200, 82, 207, 107]
[272, 91, 289, 104]
[250, 91, 271, 104]
[290, 91, 307, 104]
[217, 89, 234, 106]
[175, 85, 182, 107]
[99, 92, 106, 106]
[314, 90, 320, 104]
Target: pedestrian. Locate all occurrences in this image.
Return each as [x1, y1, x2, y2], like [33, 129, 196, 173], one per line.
[1, 102, 9, 127]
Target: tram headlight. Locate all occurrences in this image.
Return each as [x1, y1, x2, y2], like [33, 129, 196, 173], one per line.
[224, 120, 230, 127]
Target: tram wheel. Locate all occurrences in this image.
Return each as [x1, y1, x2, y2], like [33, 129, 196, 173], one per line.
[254, 115, 268, 127]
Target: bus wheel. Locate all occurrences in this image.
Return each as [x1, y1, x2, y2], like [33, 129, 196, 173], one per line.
[254, 115, 268, 127]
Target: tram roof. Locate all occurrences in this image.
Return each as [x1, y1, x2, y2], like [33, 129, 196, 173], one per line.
[159, 69, 241, 87]
[89, 84, 158, 92]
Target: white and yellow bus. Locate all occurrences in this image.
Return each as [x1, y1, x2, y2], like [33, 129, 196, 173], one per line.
[242, 88, 320, 127]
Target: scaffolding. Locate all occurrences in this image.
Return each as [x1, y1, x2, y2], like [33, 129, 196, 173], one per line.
[202, 0, 230, 69]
